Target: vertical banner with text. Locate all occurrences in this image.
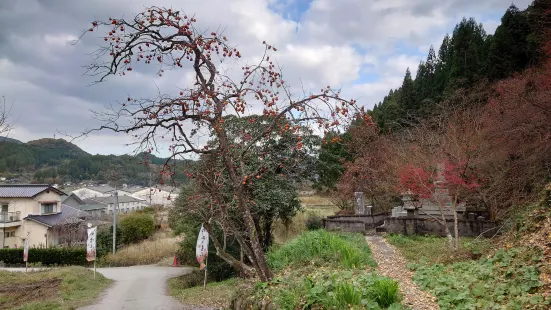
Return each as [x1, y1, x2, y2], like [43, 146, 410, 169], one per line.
[23, 234, 29, 262]
[87, 226, 97, 262]
[196, 224, 209, 270]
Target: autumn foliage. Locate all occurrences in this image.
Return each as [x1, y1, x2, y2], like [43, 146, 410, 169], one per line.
[341, 53, 551, 222]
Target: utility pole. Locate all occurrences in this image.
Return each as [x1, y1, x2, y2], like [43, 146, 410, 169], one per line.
[112, 191, 119, 254]
[149, 171, 152, 206]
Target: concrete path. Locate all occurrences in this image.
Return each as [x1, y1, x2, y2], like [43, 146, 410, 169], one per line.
[79, 265, 193, 310]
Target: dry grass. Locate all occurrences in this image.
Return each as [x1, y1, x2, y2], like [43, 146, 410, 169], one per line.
[0, 266, 112, 310]
[101, 231, 180, 267]
[298, 195, 335, 207]
[273, 196, 339, 244]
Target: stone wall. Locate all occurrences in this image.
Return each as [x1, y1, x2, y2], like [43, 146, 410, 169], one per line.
[384, 217, 498, 237]
[323, 220, 366, 233]
[323, 212, 389, 233]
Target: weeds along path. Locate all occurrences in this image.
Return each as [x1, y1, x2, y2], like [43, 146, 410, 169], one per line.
[366, 235, 440, 310]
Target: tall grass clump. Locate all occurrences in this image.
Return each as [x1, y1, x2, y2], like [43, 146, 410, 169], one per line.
[267, 230, 376, 270]
[370, 278, 401, 307]
[101, 235, 178, 266]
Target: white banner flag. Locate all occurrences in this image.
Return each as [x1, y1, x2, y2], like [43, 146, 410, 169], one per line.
[23, 235, 29, 262]
[86, 226, 97, 262]
[196, 224, 209, 270]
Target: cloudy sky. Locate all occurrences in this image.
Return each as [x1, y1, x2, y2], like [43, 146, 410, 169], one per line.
[0, 0, 531, 157]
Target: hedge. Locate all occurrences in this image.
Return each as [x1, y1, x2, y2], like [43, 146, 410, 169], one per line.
[0, 247, 87, 266]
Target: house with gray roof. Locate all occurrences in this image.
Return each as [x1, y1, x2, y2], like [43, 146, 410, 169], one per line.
[83, 195, 146, 214]
[70, 185, 118, 200]
[0, 184, 92, 248]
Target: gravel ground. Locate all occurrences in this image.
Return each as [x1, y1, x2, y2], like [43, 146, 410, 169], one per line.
[366, 235, 440, 310]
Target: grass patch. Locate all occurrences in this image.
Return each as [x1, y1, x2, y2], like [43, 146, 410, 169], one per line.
[298, 195, 335, 207]
[235, 230, 403, 309]
[272, 196, 339, 244]
[385, 234, 494, 264]
[267, 230, 377, 270]
[0, 266, 112, 310]
[168, 270, 239, 309]
[410, 247, 548, 309]
[99, 232, 179, 266]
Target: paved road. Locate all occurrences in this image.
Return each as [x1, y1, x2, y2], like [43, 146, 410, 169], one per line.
[80, 265, 194, 310]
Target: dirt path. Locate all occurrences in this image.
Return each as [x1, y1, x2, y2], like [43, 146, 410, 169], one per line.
[366, 235, 440, 310]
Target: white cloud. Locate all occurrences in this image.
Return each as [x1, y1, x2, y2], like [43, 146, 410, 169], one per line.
[0, 0, 528, 156]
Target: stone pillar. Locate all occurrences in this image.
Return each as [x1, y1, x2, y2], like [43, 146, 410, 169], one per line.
[405, 219, 415, 235]
[354, 192, 366, 215]
[366, 205, 373, 215]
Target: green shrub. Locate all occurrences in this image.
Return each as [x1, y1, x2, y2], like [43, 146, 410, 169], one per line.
[142, 206, 156, 215]
[305, 214, 323, 230]
[267, 230, 376, 270]
[119, 213, 156, 245]
[0, 247, 87, 266]
[333, 282, 362, 307]
[96, 226, 121, 257]
[371, 278, 401, 307]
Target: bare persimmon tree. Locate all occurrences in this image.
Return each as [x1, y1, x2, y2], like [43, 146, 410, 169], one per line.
[79, 7, 369, 281]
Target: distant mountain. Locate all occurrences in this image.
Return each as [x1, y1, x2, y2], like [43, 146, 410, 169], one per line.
[0, 138, 193, 186]
[0, 136, 22, 144]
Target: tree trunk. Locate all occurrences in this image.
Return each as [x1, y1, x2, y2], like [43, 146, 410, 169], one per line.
[233, 232, 262, 274]
[452, 194, 460, 251]
[216, 129, 273, 281]
[437, 204, 454, 248]
[263, 219, 273, 251]
[203, 222, 255, 277]
[242, 204, 273, 281]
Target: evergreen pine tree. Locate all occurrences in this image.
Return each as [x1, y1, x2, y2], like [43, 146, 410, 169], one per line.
[486, 4, 531, 80]
[398, 68, 416, 124]
[434, 34, 453, 100]
[449, 18, 487, 89]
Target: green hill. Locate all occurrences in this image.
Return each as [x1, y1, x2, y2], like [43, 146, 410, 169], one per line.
[0, 138, 192, 186]
[0, 136, 22, 144]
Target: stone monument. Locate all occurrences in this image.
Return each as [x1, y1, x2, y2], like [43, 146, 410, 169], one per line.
[354, 192, 371, 215]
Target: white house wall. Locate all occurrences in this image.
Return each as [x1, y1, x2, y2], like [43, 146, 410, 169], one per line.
[130, 188, 178, 206]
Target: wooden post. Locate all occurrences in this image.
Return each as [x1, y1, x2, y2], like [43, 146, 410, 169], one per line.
[93, 260, 96, 279]
[203, 254, 208, 289]
[25, 261, 28, 273]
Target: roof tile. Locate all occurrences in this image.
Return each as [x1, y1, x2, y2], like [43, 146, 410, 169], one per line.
[0, 184, 65, 198]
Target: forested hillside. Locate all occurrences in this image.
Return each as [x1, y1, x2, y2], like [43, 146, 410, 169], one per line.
[0, 138, 192, 185]
[316, 0, 551, 219]
[371, 3, 544, 131]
